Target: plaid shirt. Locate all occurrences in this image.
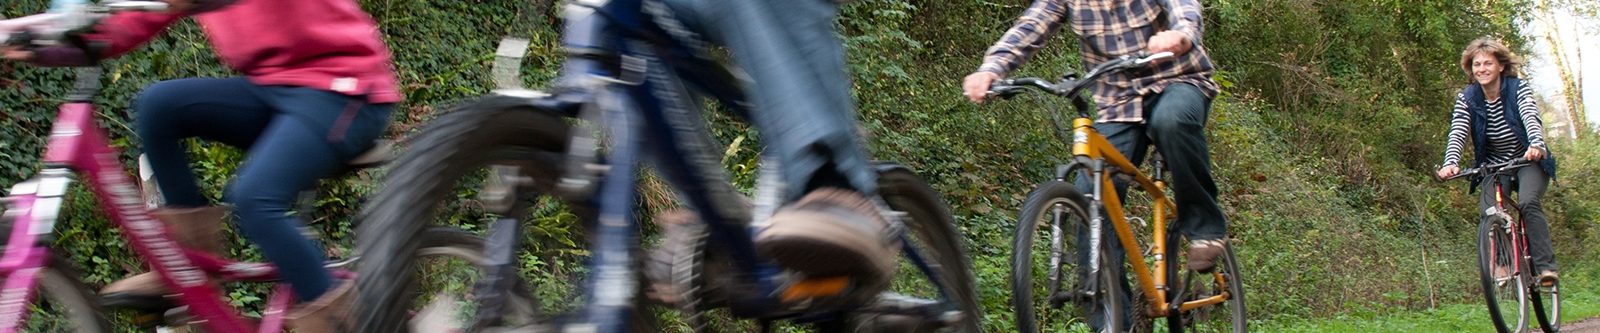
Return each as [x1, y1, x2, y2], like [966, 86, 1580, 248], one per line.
[979, 0, 1220, 123]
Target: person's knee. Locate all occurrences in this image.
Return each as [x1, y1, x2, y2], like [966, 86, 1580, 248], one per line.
[1148, 85, 1209, 135]
[133, 80, 200, 134]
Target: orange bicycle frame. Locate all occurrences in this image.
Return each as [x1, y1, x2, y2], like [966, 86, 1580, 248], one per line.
[1068, 117, 1231, 317]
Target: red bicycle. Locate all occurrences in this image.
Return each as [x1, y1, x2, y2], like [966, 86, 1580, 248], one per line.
[1441, 157, 1562, 333]
[0, 2, 492, 331]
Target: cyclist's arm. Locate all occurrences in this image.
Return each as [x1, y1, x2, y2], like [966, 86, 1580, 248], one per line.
[1442, 92, 1471, 167]
[977, 0, 1069, 77]
[1156, 0, 1205, 48]
[1514, 83, 1548, 150]
[28, 11, 183, 67]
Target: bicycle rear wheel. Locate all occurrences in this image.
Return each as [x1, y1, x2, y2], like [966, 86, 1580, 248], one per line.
[1163, 237, 1246, 333]
[1011, 180, 1122, 333]
[1479, 216, 1528, 333]
[1530, 268, 1561, 332]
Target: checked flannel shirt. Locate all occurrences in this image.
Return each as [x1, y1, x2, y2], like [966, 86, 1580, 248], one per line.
[979, 0, 1220, 123]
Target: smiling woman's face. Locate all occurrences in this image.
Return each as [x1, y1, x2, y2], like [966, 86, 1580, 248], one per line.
[1471, 52, 1503, 87]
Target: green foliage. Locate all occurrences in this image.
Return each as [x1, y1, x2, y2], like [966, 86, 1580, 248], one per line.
[6, 0, 1600, 329]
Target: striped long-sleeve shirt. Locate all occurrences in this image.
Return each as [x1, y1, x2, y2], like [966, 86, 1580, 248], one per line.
[1442, 83, 1547, 167]
[978, 0, 1219, 123]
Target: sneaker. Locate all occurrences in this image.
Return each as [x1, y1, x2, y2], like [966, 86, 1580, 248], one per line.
[1538, 270, 1559, 287]
[1186, 239, 1226, 272]
[756, 188, 899, 291]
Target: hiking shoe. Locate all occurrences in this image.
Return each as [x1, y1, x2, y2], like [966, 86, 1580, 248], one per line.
[286, 279, 355, 333]
[1187, 239, 1227, 272]
[756, 188, 899, 291]
[1538, 270, 1559, 287]
[101, 207, 228, 298]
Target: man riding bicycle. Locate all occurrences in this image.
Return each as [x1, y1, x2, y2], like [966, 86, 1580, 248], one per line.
[962, 0, 1227, 326]
[965, 0, 1227, 272]
[4, 0, 397, 330]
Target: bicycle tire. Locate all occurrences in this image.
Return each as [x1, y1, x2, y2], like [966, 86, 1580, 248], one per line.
[1529, 261, 1561, 332]
[1163, 235, 1246, 333]
[1479, 215, 1528, 333]
[1011, 180, 1122, 333]
[356, 96, 655, 332]
[863, 165, 983, 332]
[15, 253, 113, 332]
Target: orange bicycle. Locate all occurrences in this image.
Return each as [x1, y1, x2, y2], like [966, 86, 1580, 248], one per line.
[989, 52, 1246, 333]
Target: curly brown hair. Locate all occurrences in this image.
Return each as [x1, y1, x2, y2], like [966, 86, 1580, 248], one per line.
[1459, 37, 1521, 81]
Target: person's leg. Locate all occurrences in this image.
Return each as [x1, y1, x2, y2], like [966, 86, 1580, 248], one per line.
[661, 0, 894, 290]
[1145, 83, 1228, 271]
[230, 87, 392, 302]
[102, 78, 275, 297]
[1515, 165, 1557, 277]
[661, 0, 872, 197]
[1073, 122, 1148, 330]
[134, 77, 275, 207]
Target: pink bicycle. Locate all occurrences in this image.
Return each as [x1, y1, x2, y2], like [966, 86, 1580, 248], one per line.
[0, 2, 496, 331]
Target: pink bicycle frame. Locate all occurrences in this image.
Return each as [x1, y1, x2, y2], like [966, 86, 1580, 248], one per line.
[0, 102, 345, 332]
[1489, 181, 1529, 279]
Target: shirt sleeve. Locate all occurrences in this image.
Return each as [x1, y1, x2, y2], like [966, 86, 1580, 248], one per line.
[1515, 83, 1547, 149]
[1157, 0, 1205, 47]
[1443, 92, 1471, 167]
[978, 0, 1069, 77]
[31, 11, 183, 66]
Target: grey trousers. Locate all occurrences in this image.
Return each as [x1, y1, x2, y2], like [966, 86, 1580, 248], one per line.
[1481, 165, 1557, 272]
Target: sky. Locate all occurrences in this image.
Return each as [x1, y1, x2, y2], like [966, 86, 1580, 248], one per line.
[1521, 10, 1599, 129]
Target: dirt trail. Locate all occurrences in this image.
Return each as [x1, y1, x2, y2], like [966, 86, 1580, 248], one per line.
[1566, 318, 1600, 332]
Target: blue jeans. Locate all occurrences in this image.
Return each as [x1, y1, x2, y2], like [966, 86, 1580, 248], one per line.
[135, 77, 392, 302]
[657, 0, 876, 199]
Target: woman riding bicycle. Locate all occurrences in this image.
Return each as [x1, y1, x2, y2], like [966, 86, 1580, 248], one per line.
[1434, 37, 1559, 286]
[2, 0, 398, 330]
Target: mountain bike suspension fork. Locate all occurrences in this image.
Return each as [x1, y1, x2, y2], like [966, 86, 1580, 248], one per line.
[1085, 159, 1106, 294]
[471, 164, 533, 330]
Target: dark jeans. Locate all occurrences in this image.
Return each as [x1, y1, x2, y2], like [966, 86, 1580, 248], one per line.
[1481, 165, 1557, 272]
[135, 77, 393, 302]
[1073, 83, 1225, 328]
[657, 0, 875, 200]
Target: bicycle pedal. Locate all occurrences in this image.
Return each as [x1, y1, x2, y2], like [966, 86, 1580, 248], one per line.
[780, 276, 852, 302]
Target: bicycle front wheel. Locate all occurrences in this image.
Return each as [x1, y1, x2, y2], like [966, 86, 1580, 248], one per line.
[1479, 216, 1529, 333]
[1011, 180, 1122, 333]
[15, 254, 113, 333]
[356, 97, 658, 332]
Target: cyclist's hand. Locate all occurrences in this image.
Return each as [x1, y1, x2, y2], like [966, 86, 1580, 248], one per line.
[163, 0, 194, 13]
[1436, 165, 1460, 179]
[0, 46, 31, 61]
[1148, 31, 1192, 58]
[1524, 146, 1546, 161]
[963, 71, 1001, 103]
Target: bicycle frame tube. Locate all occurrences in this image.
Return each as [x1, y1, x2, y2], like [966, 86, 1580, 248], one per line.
[13, 103, 254, 332]
[1070, 116, 1231, 317]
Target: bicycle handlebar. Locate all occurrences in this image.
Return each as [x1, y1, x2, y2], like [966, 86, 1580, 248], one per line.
[986, 52, 1173, 99]
[1, 1, 168, 49]
[1439, 157, 1531, 182]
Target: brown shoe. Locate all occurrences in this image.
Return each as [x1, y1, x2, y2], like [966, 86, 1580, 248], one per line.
[1186, 239, 1227, 272]
[756, 188, 899, 291]
[100, 206, 228, 297]
[286, 279, 355, 333]
[1538, 270, 1559, 287]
